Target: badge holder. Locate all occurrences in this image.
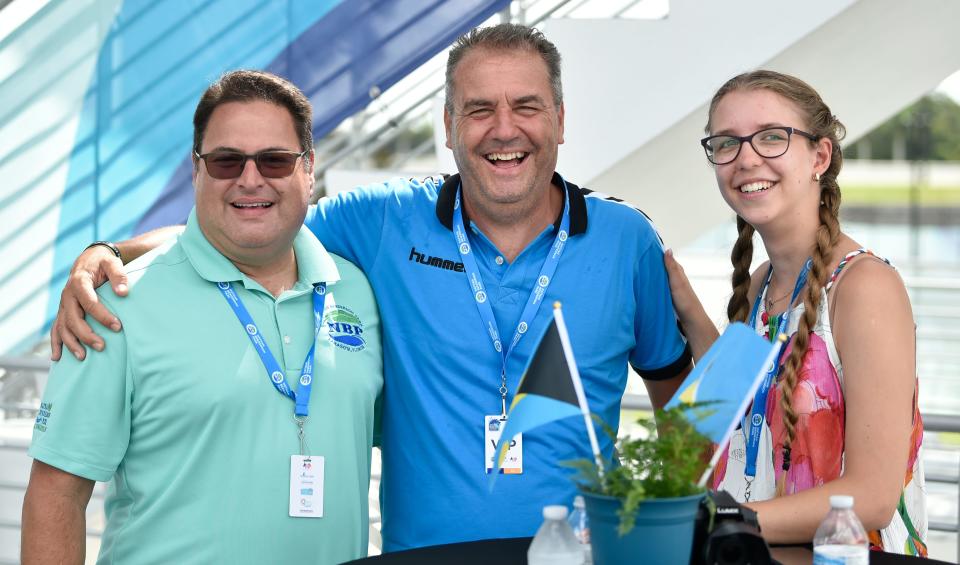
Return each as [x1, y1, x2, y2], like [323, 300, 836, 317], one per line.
[290, 416, 324, 517]
[484, 415, 523, 474]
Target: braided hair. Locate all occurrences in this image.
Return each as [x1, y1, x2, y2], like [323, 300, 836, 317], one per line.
[707, 71, 846, 469]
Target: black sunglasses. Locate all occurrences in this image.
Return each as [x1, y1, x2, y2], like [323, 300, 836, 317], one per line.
[194, 149, 308, 179]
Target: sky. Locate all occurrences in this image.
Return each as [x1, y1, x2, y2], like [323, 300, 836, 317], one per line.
[937, 69, 960, 104]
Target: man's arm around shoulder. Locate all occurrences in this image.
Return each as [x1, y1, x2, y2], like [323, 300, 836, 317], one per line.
[22, 460, 95, 565]
[51, 225, 183, 361]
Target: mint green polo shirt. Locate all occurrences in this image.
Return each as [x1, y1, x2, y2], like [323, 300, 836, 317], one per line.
[30, 210, 382, 565]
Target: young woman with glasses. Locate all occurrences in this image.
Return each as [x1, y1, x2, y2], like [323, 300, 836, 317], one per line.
[665, 70, 926, 555]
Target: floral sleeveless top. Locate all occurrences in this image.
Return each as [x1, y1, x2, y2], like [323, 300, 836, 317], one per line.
[713, 249, 927, 556]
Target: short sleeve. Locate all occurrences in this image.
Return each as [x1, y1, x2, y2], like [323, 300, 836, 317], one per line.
[28, 302, 133, 482]
[305, 182, 395, 271]
[630, 242, 691, 380]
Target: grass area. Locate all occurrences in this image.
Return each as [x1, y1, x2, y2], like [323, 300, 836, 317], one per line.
[936, 431, 960, 447]
[842, 185, 960, 206]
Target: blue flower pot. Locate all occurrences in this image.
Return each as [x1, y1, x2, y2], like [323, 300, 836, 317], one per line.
[581, 490, 705, 565]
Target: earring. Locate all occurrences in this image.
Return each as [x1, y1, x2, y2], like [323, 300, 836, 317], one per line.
[813, 172, 821, 182]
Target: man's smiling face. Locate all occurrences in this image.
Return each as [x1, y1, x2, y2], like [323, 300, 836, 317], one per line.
[193, 100, 313, 264]
[444, 47, 564, 216]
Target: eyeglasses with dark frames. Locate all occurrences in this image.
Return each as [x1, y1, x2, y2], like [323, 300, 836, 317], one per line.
[700, 127, 820, 166]
[194, 149, 309, 179]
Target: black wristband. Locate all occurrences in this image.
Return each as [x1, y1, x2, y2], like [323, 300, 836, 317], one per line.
[85, 241, 122, 259]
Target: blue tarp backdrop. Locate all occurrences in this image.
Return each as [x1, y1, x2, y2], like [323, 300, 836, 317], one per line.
[7, 0, 508, 354]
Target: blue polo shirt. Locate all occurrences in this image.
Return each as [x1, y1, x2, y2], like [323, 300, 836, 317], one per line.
[306, 173, 689, 551]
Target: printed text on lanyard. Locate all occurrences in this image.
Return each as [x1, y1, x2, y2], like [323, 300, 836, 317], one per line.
[741, 258, 811, 501]
[452, 183, 571, 417]
[217, 281, 327, 454]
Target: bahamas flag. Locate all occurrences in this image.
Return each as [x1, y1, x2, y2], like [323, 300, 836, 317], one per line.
[492, 305, 600, 477]
[666, 322, 779, 447]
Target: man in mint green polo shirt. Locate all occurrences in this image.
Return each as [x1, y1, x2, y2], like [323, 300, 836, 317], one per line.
[21, 71, 382, 564]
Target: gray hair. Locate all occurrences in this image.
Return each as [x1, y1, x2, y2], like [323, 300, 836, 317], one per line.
[445, 23, 563, 112]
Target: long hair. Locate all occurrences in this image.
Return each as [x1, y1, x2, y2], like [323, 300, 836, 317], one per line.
[708, 71, 846, 464]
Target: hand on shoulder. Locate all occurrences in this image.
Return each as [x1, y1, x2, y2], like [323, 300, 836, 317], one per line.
[663, 249, 719, 361]
[50, 245, 127, 361]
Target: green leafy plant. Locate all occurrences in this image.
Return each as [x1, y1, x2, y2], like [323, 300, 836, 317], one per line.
[565, 404, 713, 535]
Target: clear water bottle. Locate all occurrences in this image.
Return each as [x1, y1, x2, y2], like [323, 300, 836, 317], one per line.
[528, 505, 584, 565]
[568, 495, 592, 564]
[813, 495, 869, 565]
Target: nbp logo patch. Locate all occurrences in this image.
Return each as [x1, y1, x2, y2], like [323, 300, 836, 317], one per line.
[324, 305, 366, 352]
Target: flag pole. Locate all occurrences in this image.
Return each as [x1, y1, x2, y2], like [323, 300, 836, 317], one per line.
[552, 302, 605, 478]
[695, 332, 787, 488]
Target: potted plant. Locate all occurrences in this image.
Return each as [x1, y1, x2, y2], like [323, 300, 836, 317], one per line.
[566, 404, 712, 565]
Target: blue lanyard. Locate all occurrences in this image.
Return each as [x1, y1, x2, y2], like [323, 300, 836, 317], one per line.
[742, 258, 812, 478]
[217, 281, 327, 417]
[452, 182, 571, 413]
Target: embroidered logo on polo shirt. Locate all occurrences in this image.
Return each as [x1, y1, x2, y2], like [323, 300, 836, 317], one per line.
[34, 402, 53, 432]
[324, 305, 366, 352]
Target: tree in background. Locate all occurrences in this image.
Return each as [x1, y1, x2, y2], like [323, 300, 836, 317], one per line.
[849, 93, 960, 161]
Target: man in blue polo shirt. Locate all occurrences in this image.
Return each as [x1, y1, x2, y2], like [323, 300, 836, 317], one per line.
[51, 24, 690, 551]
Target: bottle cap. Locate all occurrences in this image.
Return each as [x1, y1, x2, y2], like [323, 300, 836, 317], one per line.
[543, 505, 569, 520]
[829, 495, 854, 509]
[573, 495, 585, 509]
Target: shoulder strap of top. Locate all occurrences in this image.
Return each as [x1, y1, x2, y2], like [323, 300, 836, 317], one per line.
[826, 248, 894, 291]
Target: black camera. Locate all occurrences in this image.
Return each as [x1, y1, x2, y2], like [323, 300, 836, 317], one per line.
[691, 490, 775, 565]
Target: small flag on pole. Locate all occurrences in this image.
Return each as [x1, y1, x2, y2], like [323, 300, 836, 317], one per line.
[663, 322, 785, 486]
[490, 303, 605, 483]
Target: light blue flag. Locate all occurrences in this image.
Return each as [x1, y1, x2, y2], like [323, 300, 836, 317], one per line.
[665, 322, 778, 447]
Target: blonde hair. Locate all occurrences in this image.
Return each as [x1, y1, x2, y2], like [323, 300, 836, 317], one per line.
[708, 71, 846, 468]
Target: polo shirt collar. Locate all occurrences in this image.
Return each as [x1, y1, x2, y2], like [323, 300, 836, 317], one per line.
[181, 208, 340, 289]
[435, 172, 587, 236]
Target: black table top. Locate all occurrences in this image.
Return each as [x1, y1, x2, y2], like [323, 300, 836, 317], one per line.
[344, 537, 947, 565]
[345, 537, 530, 565]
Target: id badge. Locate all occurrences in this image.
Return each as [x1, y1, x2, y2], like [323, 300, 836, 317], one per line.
[728, 429, 747, 464]
[290, 455, 324, 518]
[484, 415, 522, 474]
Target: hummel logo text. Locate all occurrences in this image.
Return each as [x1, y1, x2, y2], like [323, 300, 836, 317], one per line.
[408, 246, 465, 272]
